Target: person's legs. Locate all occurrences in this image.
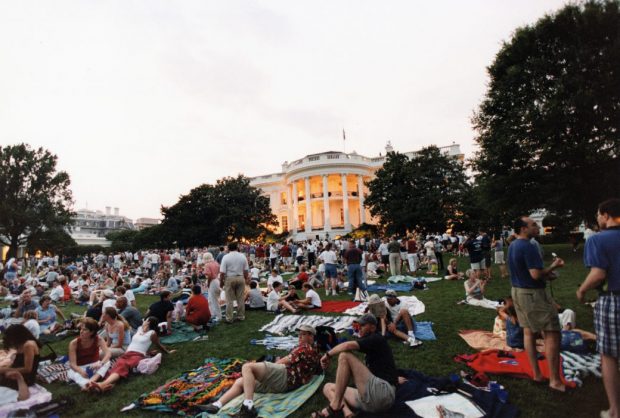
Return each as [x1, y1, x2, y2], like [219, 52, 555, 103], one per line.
[399, 309, 414, 333]
[241, 362, 268, 402]
[216, 376, 245, 406]
[224, 280, 234, 323]
[320, 383, 360, 418]
[234, 277, 245, 321]
[330, 352, 372, 412]
[347, 268, 356, 296]
[523, 327, 543, 381]
[601, 354, 620, 418]
[544, 330, 565, 391]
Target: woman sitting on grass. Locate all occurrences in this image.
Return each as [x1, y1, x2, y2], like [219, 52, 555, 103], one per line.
[0, 324, 40, 398]
[185, 285, 211, 331]
[101, 307, 132, 358]
[36, 295, 66, 334]
[463, 269, 496, 309]
[68, 318, 112, 388]
[86, 316, 175, 393]
[444, 258, 464, 280]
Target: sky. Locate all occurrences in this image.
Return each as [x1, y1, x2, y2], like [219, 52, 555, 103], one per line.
[0, 0, 571, 220]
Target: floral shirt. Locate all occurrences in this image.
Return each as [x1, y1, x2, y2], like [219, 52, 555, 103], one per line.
[285, 342, 321, 390]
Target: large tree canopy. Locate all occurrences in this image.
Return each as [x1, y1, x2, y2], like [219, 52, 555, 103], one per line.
[471, 0, 620, 224]
[0, 144, 74, 259]
[160, 175, 276, 246]
[365, 147, 471, 233]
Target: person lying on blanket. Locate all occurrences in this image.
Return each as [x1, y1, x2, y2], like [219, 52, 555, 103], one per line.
[0, 324, 40, 397]
[199, 324, 321, 418]
[85, 316, 175, 393]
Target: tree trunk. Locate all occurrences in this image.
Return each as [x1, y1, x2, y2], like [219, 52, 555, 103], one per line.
[7, 235, 19, 260]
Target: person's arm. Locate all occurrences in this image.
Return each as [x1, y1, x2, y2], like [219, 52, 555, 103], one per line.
[320, 340, 360, 369]
[98, 336, 112, 364]
[577, 267, 607, 303]
[68, 339, 88, 377]
[166, 310, 172, 330]
[54, 306, 66, 321]
[113, 323, 125, 348]
[529, 257, 564, 280]
[150, 332, 175, 354]
[0, 341, 37, 376]
[380, 317, 387, 336]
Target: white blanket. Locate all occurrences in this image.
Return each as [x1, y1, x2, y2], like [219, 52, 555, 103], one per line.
[343, 295, 425, 316]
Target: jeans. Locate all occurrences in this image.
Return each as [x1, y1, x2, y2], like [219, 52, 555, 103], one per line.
[347, 264, 365, 294]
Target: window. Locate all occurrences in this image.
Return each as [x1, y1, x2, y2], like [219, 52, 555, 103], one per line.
[299, 214, 305, 230]
[281, 216, 288, 231]
[281, 192, 287, 206]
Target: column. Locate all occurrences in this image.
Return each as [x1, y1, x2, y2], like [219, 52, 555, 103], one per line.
[357, 174, 366, 225]
[341, 173, 350, 230]
[322, 175, 331, 231]
[292, 181, 299, 233]
[305, 177, 312, 233]
[286, 186, 293, 232]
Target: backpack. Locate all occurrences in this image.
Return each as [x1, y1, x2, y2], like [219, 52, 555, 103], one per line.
[315, 326, 337, 352]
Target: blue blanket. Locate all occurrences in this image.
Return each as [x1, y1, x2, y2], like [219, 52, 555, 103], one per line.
[366, 284, 411, 293]
[414, 321, 437, 341]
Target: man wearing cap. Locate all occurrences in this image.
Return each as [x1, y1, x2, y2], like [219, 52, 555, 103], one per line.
[315, 313, 398, 417]
[200, 325, 320, 418]
[384, 290, 418, 343]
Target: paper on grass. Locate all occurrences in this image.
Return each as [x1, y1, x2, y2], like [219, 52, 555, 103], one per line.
[405, 393, 484, 418]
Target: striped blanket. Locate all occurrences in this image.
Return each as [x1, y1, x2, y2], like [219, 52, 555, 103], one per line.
[259, 314, 357, 335]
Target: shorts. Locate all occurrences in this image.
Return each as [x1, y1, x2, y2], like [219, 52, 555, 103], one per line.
[511, 287, 560, 333]
[494, 251, 505, 264]
[356, 374, 395, 413]
[324, 264, 337, 279]
[381, 255, 389, 266]
[470, 260, 485, 270]
[594, 294, 620, 357]
[255, 362, 288, 393]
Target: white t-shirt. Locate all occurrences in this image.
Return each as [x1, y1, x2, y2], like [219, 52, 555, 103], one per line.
[103, 298, 117, 311]
[268, 275, 283, 289]
[296, 247, 303, 258]
[220, 252, 249, 277]
[124, 289, 136, 305]
[266, 290, 280, 311]
[378, 243, 389, 256]
[306, 289, 322, 307]
[24, 318, 40, 339]
[269, 246, 278, 259]
[50, 286, 65, 302]
[319, 250, 337, 265]
[250, 267, 261, 280]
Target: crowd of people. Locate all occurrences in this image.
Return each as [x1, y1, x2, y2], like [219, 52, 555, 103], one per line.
[0, 198, 617, 417]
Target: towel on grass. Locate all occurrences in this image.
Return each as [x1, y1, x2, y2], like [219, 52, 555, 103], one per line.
[414, 322, 437, 341]
[315, 301, 360, 313]
[454, 349, 576, 388]
[160, 322, 204, 344]
[259, 314, 357, 335]
[560, 352, 601, 387]
[0, 384, 52, 418]
[366, 283, 411, 293]
[251, 335, 299, 351]
[205, 374, 324, 418]
[387, 275, 443, 284]
[132, 357, 243, 416]
[459, 330, 514, 352]
[343, 295, 425, 317]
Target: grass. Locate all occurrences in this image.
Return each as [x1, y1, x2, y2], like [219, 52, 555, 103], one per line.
[37, 244, 605, 417]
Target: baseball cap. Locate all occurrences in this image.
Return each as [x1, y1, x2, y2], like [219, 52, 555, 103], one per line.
[385, 289, 398, 298]
[298, 324, 316, 335]
[368, 294, 382, 305]
[355, 313, 378, 326]
[103, 289, 115, 298]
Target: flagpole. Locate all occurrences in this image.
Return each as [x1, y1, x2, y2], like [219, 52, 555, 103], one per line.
[342, 128, 346, 154]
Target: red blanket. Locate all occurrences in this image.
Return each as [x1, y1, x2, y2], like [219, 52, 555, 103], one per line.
[455, 349, 575, 388]
[315, 301, 360, 313]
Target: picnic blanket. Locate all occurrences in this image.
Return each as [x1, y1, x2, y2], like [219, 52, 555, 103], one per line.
[366, 283, 411, 293]
[259, 314, 357, 335]
[206, 374, 324, 418]
[315, 301, 360, 313]
[343, 295, 425, 317]
[454, 349, 576, 388]
[414, 322, 437, 341]
[251, 336, 299, 351]
[129, 357, 243, 416]
[160, 322, 206, 344]
[0, 384, 52, 418]
[459, 330, 517, 352]
[387, 275, 442, 284]
[362, 369, 518, 418]
[560, 351, 601, 387]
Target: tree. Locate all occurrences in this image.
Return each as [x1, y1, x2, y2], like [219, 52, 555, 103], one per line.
[106, 230, 139, 252]
[471, 0, 620, 225]
[365, 147, 472, 233]
[0, 144, 74, 259]
[160, 175, 277, 246]
[26, 228, 77, 255]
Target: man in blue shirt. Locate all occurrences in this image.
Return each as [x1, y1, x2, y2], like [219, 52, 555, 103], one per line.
[577, 198, 620, 418]
[508, 216, 565, 392]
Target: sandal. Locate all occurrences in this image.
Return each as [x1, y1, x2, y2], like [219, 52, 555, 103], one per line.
[311, 405, 345, 418]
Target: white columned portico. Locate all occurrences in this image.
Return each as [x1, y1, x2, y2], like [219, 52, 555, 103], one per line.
[341, 173, 350, 230]
[292, 181, 299, 233]
[286, 186, 293, 232]
[357, 174, 366, 225]
[322, 175, 331, 231]
[304, 177, 311, 233]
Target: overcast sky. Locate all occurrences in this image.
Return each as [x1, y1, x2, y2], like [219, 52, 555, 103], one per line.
[0, 0, 571, 220]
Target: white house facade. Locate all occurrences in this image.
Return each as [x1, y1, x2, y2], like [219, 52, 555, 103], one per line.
[250, 142, 463, 241]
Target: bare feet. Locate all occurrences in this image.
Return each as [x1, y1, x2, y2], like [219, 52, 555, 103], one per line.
[549, 381, 566, 392]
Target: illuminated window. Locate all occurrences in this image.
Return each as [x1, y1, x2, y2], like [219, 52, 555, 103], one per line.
[282, 216, 288, 231]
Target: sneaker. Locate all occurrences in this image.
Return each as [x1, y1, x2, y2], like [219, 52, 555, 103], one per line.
[406, 337, 423, 348]
[234, 404, 258, 418]
[197, 403, 220, 414]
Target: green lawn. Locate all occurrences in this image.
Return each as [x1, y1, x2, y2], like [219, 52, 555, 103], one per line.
[40, 244, 605, 417]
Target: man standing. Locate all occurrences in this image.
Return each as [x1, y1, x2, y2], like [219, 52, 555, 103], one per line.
[406, 234, 419, 274]
[344, 240, 366, 300]
[508, 216, 565, 391]
[577, 198, 620, 418]
[387, 236, 401, 276]
[200, 325, 320, 418]
[316, 313, 397, 417]
[219, 242, 250, 323]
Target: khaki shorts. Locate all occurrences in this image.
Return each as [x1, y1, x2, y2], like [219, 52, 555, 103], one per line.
[357, 374, 395, 413]
[511, 287, 560, 333]
[255, 362, 288, 393]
